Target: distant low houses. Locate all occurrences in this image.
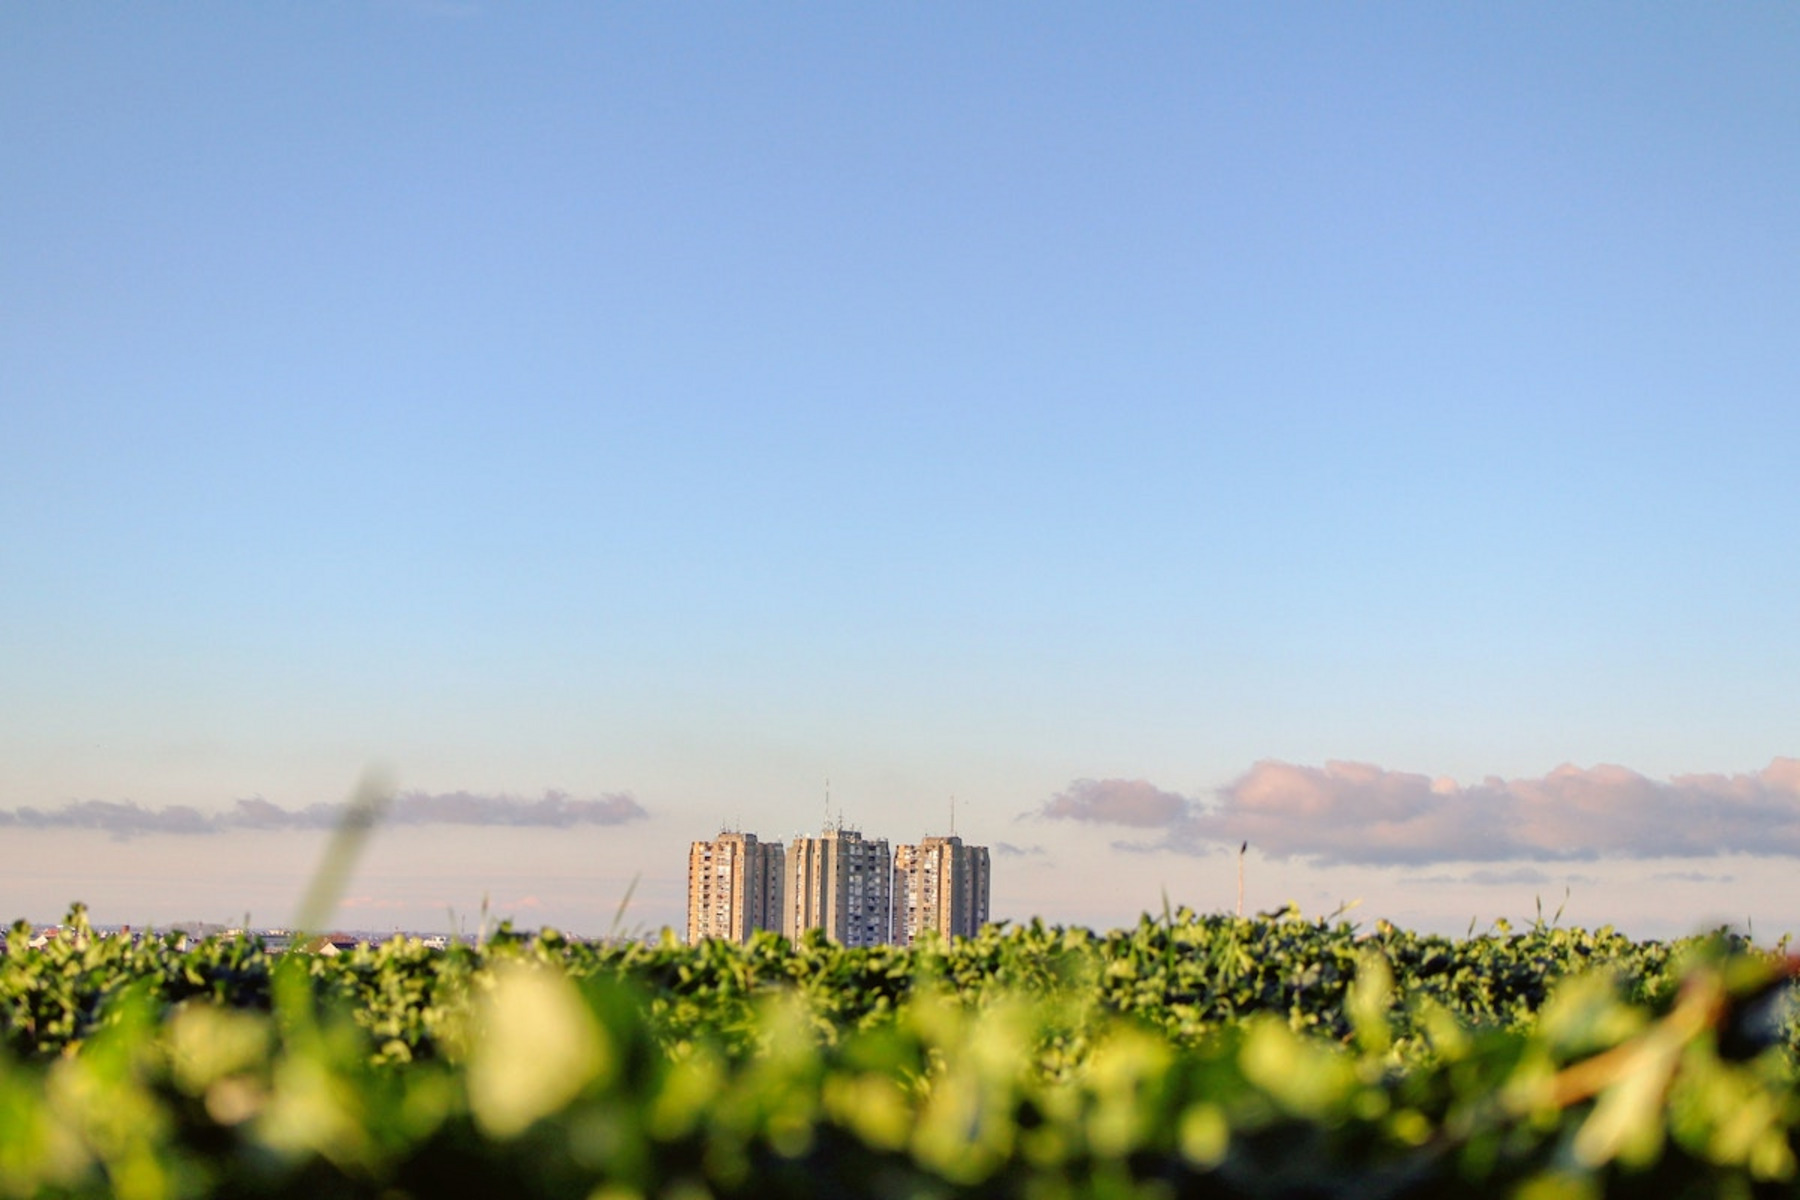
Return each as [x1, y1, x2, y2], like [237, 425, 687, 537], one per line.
[1, 924, 475, 954]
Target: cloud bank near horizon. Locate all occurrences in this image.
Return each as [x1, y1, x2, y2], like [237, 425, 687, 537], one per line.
[1031, 759, 1800, 865]
[0, 790, 648, 839]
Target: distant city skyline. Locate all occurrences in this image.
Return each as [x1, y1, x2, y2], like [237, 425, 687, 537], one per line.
[686, 823, 990, 947]
[4, 6, 1797, 943]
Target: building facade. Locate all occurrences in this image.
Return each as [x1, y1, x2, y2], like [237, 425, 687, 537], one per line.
[783, 825, 893, 946]
[686, 831, 786, 944]
[891, 834, 991, 945]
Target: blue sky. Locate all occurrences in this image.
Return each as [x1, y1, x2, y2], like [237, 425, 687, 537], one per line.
[3, 4, 1797, 939]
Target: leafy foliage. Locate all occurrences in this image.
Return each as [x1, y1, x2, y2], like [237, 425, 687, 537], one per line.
[0, 904, 1796, 1198]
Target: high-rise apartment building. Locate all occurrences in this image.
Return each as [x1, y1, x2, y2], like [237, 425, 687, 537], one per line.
[686, 831, 785, 944]
[891, 835, 991, 945]
[783, 825, 892, 946]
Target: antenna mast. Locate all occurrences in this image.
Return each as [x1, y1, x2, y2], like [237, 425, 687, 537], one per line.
[1237, 841, 1247, 918]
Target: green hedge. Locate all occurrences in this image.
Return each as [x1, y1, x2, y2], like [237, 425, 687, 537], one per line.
[1, 905, 1795, 1198]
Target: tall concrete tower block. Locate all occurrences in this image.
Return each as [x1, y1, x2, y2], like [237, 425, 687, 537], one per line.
[686, 832, 786, 944]
[783, 826, 893, 946]
[892, 835, 991, 946]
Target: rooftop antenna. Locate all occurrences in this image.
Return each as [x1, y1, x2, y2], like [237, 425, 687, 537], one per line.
[823, 778, 832, 832]
[950, 795, 956, 837]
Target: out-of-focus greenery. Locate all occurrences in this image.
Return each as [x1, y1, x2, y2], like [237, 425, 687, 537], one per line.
[1, 904, 1796, 1198]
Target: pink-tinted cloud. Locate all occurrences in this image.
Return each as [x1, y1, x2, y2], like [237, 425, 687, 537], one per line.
[1034, 759, 1800, 865]
[1029, 778, 1191, 827]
